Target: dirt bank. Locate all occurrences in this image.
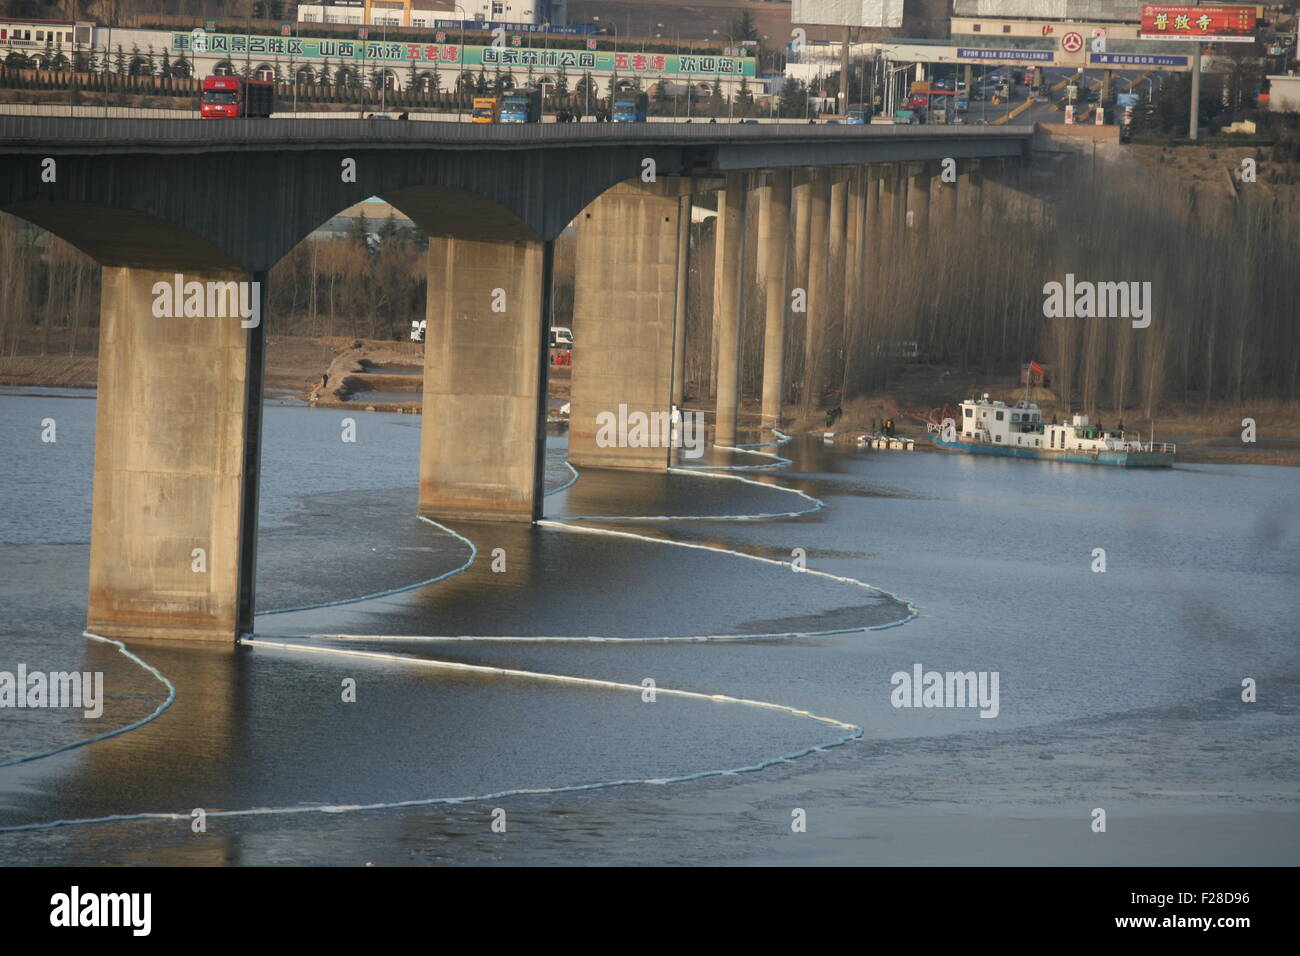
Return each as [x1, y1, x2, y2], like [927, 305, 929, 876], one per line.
[769, 365, 1300, 467]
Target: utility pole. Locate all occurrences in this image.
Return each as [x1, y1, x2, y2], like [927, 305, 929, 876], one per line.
[1189, 0, 1201, 139]
[838, 26, 849, 118]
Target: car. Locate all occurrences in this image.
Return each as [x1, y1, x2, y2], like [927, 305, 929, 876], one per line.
[824, 118, 839, 124]
[740, 118, 759, 124]
[1033, 94, 1050, 104]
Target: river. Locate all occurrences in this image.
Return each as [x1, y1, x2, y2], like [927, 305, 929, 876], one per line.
[1, 387, 1297, 865]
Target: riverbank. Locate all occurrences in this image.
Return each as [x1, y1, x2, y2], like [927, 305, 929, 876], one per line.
[3, 337, 1295, 464]
[768, 365, 1300, 467]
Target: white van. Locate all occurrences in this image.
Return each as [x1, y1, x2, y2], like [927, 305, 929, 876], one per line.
[549, 326, 573, 348]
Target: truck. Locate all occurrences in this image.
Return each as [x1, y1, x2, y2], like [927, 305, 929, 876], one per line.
[200, 74, 274, 118]
[845, 103, 872, 125]
[893, 108, 920, 125]
[499, 87, 543, 123]
[471, 96, 499, 123]
[612, 90, 648, 122]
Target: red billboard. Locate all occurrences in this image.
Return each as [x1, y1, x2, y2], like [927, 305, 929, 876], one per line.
[1139, 5, 1257, 43]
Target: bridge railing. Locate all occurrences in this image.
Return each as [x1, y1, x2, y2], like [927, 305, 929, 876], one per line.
[0, 114, 1036, 148]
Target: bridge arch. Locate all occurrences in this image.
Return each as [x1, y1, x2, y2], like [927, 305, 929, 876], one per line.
[0, 200, 244, 274]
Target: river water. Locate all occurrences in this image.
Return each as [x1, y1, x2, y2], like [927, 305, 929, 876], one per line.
[1, 387, 1297, 866]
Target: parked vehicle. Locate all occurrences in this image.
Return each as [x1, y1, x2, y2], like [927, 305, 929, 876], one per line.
[200, 74, 273, 118]
[471, 97, 499, 123]
[548, 326, 573, 349]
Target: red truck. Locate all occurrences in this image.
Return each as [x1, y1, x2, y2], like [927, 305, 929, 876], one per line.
[200, 75, 274, 118]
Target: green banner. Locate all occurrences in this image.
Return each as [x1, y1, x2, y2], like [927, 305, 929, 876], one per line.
[173, 32, 756, 77]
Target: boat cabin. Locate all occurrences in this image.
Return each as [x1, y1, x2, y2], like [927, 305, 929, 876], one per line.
[959, 394, 1140, 453]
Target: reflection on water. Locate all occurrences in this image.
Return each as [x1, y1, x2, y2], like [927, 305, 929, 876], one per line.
[1, 389, 1297, 865]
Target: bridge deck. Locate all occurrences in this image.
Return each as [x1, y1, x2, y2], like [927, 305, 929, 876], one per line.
[0, 115, 1032, 158]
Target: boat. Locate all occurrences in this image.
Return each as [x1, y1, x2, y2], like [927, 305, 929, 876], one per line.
[930, 393, 1175, 468]
[857, 434, 915, 450]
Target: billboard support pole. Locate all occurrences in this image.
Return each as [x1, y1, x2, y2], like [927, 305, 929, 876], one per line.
[1189, 44, 1201, 139]
[1189, 0, 1201, 140]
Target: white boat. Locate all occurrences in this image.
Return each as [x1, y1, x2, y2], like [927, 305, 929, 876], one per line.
[931, 393, 1175, 468]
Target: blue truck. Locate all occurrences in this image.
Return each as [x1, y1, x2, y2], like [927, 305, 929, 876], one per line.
[499, 87, 543, 123]
[612, 91, 648, 122]
[845, 104, 872, 124]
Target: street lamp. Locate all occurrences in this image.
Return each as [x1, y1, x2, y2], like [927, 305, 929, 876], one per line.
[454, 4, 467, 122]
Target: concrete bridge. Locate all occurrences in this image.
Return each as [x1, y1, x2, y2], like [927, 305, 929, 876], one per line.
[0, 117, 1032, 643]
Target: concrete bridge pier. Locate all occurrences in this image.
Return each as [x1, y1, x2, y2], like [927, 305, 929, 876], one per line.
[670, 191, 691, 410]
[938, 160, 960, 228]
[419, 237, 550, 521]
[827, 171, 849, 357]
[844, 167, 863, 335]
[881, 163, 906, 250]
[863, 165, 882, 266]
[800, 169, 831, 416]
[570, 180, 691, 469]
[87, 265, 265, 643]
[713, 172, 748, 448]
[759, 168, 792, 429]
[961, 159, 984, 213]
[906, 162, 933, 242]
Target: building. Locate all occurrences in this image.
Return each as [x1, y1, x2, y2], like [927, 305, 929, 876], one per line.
[296, 0, 567, 29]
[1265, 74, 1300, 110]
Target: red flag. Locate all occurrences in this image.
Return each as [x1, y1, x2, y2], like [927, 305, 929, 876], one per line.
[1029, 360, 1044, 375]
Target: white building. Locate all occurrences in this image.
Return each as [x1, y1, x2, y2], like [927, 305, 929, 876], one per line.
[297, 0, 563, 29]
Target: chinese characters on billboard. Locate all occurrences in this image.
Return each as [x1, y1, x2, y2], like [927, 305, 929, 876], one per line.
[171, 32, 756, 77]
[1139, 5, 1257, 43]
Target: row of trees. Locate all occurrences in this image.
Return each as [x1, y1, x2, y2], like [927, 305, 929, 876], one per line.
[269, 213, 428, 340]
[0, 209, 431, 355]
[11, 142, 1296, 414]
[0, 213, 100, 358]
[1128, 51, 1271, 138]
[2, 41, 194, 77]
[738, 164, 1300, 419]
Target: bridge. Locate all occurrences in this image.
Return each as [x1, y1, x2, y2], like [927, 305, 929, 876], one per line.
[0, 117, 1033, 643]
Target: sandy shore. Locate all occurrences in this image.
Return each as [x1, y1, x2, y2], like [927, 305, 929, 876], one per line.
[3, 338, 1294, 465]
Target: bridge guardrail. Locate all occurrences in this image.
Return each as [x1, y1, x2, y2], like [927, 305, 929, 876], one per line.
[0, 114, 1036, 149]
